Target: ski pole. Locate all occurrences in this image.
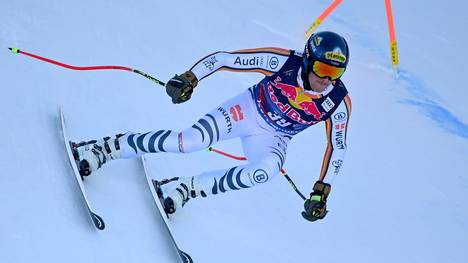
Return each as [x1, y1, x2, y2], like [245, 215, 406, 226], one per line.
[304, 0, 344, 38]
[8, 47, 166, 86]
[207, 147, 306, 200]
[384, 0, 399, 77]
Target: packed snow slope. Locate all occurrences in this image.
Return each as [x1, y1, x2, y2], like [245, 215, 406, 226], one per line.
[1, 0, 467, 262]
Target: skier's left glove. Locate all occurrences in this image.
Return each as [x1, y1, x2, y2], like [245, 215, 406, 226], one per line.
[165, 70, 198, 104]
[302, 181, 331, 222]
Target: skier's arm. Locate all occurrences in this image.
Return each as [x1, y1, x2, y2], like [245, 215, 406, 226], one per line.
[165, 48, 291, 104]
[190, 48, 292, 81]
[302, 96, 352, 222]
[318, 95, 352, 183]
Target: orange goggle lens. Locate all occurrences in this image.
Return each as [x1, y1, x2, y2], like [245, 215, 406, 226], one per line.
[312, 60, 345, 80]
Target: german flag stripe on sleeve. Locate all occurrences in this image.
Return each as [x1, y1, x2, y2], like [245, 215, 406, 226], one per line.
[194, 66, 275, 81]
[218, 66, 275, 76]
[344, 95, 352, 143]
[319, 119, 333, 181]
[232, 47, 291, 56]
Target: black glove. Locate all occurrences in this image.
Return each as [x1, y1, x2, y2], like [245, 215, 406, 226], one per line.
[302, 181, 331, 222]
[165, 70, 198, 104]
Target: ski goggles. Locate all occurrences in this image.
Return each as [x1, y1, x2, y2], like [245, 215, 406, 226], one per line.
[304, 57, 346, 81]
[311, 60, 345, 80]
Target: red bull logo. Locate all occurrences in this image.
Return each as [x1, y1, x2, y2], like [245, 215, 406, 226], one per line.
[255, 81, 323, 133]
[275, 82, 298, 101]
[271, 80, 325, 121]
[267, 83, 291, 113]
[266, 83, 318, 125]
[298, 101, 325, 120]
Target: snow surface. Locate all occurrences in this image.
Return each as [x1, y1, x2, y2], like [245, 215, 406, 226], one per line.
[1, 0, 467, 262]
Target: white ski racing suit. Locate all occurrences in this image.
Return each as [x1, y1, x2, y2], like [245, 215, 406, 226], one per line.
[119, 48, 352, 196]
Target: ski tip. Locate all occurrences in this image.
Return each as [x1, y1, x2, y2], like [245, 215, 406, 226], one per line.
[91, 212, 105, 230]
[179, 250, 193, 263]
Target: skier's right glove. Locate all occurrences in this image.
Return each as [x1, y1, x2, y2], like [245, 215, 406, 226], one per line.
[301, 181, 331, 222]
[165, 70, 198, 104]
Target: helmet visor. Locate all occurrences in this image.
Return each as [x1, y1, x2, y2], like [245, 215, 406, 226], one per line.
[311, 60, 345, 81]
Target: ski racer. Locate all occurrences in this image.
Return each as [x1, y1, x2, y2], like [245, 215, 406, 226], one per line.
[74, 31, 352, 222]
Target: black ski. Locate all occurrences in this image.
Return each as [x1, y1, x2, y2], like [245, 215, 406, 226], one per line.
[59, 108, 105, 230]
[141, 156, 193, 263]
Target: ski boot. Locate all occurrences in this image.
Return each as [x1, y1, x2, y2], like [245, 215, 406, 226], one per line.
[158, 176, 207, 214]
[73, 134, 123, 176]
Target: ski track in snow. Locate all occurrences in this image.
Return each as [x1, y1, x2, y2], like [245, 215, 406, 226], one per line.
[364, 61, 468, 140]
[397, 71, 468, 140]
[340, 12, 468, 141]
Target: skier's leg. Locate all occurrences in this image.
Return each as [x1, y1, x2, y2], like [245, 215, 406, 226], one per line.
[198, 132, 290, 194]
[163, 132, 291, 213]
[118, 88, 260, 158]
[76, 89, 261, 174]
